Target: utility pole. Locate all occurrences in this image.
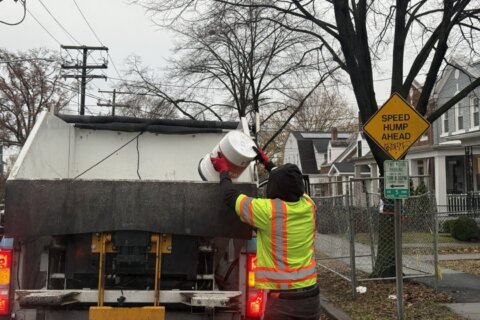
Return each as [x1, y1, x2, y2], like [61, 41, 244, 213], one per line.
[61, 45, 108, 115]
[97, 89, 130, 116]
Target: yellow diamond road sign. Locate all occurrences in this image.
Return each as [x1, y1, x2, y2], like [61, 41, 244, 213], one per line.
[363, 93, 430, 160]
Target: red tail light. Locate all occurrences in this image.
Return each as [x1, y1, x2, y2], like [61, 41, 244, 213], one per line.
[246, 289, 264, 318]
[0, 249, 12, 316]
[246, 253, 265, 318]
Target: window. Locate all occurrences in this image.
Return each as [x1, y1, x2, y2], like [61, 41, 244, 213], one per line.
[417, 160, 424, 176]
[417, 160, 425, 186]
[357, 141, 362, 157]
[456, 103, 464, 131]
[442, 111, 449, 134]
[471, 97, 479, 128]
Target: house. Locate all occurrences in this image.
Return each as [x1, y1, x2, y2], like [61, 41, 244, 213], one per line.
[363, 59, 480, 210]
[283, 129, 351, 188]
[319, 130, 375, 197]
[428, 59, 480, 209]
[285, 59, 480, 211]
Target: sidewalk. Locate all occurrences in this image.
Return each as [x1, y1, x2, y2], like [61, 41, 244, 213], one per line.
[315, 233, 480, 319]
[408, 247, 480, 319]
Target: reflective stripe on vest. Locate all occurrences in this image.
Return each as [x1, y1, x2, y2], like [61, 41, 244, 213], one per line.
[256, 261, 317, 281]
[239, 196, 254, 225]
[271, 199, 288, 270]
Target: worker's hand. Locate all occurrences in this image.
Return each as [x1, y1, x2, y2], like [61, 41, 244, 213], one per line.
[211, 153, 229, 173]
[252, 146, 269, 165]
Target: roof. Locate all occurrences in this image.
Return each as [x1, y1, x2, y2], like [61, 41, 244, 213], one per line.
[434, 58, 480, 96]
[57, 114, 239, 134]
[312, 139, 330, 153]
[289, 130, 352, 175]
[333, 162, 355, 173]
[291, 131, 351, 153]
[297, 140, 319, 174]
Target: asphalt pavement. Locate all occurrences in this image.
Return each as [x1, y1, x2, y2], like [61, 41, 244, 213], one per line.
[415, 262, 480, 319]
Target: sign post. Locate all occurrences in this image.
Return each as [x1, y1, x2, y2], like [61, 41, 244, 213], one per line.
[384, 160, 409, 320]
[394, 198, 404, 320]
[363, 93, 430, 320]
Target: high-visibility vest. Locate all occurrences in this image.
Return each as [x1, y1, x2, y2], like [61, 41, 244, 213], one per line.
[235, 194, 317, 289]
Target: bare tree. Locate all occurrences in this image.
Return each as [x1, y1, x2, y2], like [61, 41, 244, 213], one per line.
[0, 48, 71, 147]
[120, 55, 225, 121]
[291, 90, 356, 131]
[129, 1, 337, 148]
[136, 0, 480, 277]
[258, 88, 355, 171]
[117, 93, 178, 119]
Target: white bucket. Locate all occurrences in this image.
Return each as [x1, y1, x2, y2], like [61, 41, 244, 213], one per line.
[198, 130, 257, 181]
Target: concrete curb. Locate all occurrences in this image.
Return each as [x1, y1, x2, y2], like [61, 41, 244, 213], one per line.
[320, 294, 352, 320]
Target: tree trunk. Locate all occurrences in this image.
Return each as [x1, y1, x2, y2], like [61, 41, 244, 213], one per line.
[364, 130, 398, 278]
[371, 195, 396, 278]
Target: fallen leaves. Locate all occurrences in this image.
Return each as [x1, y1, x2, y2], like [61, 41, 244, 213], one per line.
[317, 259, 461, 319]
[439, 260, 480, 275]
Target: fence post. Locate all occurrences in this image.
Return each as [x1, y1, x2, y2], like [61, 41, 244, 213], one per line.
[363, 180, 376, 269]
[433, 201, 439, 292]
[348, 179, 357, 300]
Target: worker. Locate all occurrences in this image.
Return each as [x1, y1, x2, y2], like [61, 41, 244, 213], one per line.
[211, 147, 321, 320]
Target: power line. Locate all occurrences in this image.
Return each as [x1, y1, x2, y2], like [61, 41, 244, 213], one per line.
[52, 79, 106, 101]
[71, 0, 123, 82]
[27, 0, 112, 113]
[38, 0, 80, 45]
[97, 89, 130, 116]
[0, 0, 27, 26]
[72, 0, 103, 45]
[105, 73, 429, 91]
[26, 8, 61, 45]
[107, 54, 123, 80]
[61, 46, 108, 115]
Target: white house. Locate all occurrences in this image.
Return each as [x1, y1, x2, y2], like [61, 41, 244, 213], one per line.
[283, 130, 350, 185]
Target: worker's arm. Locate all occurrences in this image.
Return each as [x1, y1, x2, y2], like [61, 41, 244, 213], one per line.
[211, 154, 240, 210]
[219, 171, 240, 210]
[219, 171, 270, 230]
[211, 154, 269, 230]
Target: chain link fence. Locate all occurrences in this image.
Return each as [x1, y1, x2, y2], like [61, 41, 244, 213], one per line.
[312, 176, 439, 297]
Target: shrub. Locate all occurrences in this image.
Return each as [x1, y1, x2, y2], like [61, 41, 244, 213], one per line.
[442, 219, 456, 233]
[451, 217, 480, 241]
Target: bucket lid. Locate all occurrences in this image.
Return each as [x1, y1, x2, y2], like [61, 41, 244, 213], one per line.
[221, 131, 257, 160]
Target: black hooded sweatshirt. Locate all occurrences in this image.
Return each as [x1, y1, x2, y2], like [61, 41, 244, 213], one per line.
[220, 163, 305, 210]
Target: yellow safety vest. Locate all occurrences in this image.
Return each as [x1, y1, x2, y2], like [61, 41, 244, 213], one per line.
[235, 194, 317, 290]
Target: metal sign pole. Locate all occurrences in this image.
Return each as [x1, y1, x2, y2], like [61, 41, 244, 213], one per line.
[394, 198, 404, 319]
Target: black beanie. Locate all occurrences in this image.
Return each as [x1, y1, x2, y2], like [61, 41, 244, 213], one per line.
[266, 163, 305, 202]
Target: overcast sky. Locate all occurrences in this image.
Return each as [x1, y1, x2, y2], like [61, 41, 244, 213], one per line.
[0, 0, 174, 114]
[0, 0, 404, 116]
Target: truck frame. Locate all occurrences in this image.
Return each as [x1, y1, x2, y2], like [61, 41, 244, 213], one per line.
[2, 112, 264, 320]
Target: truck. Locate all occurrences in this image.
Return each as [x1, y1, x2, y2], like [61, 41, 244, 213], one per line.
[1, 111, 265, 320]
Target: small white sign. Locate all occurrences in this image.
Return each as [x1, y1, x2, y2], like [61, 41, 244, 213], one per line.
[384, 160, 410, 199]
